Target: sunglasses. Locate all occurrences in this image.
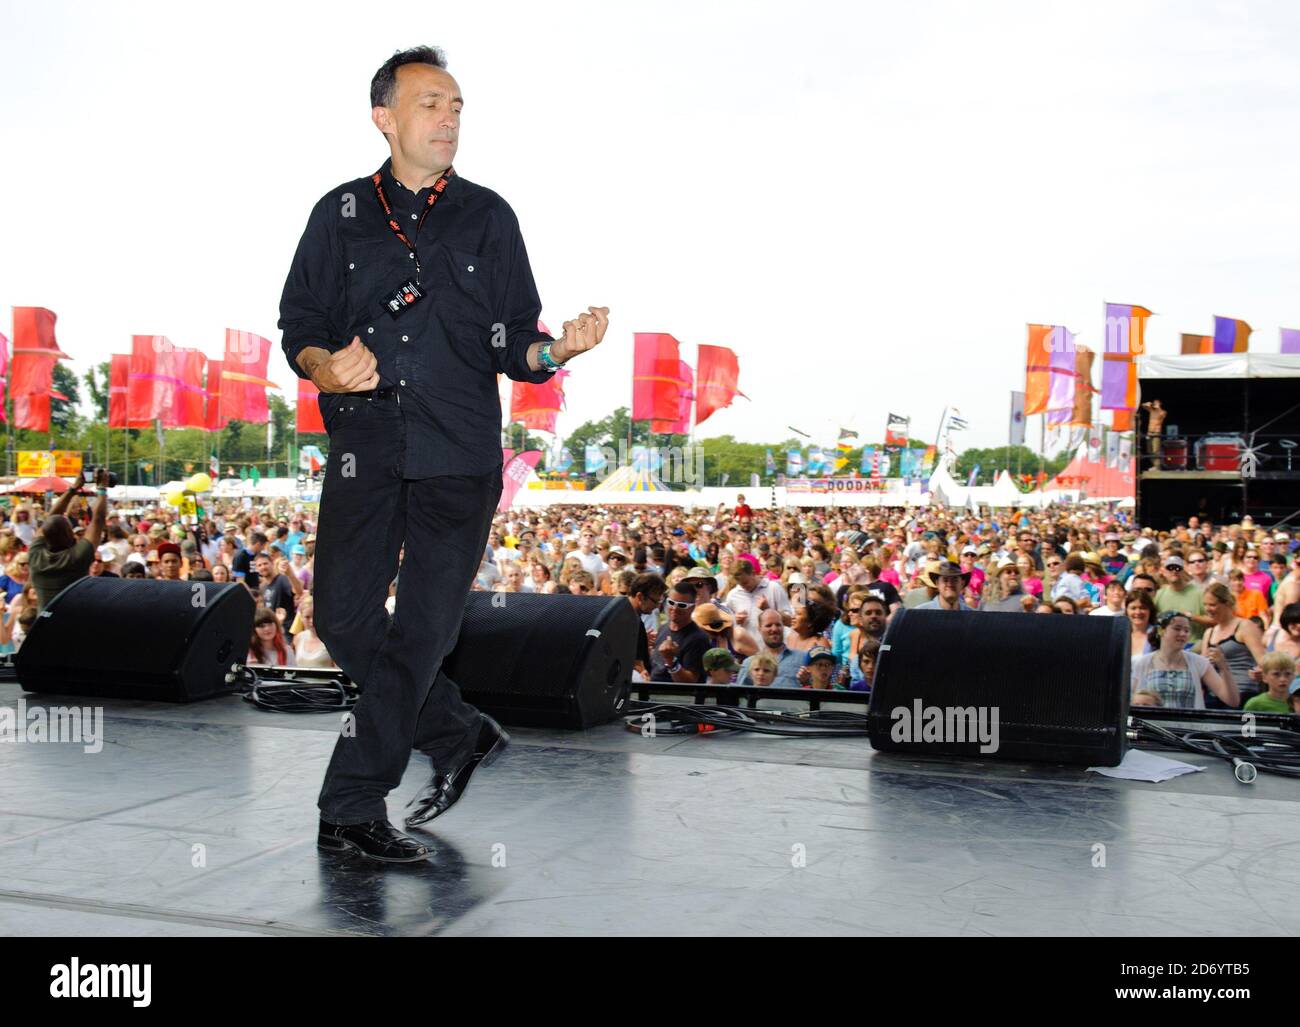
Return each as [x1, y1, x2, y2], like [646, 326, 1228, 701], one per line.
[663, 598, 694, 611]
[1189, 558, 1206, 564]
[1165, 564, 1183, 571]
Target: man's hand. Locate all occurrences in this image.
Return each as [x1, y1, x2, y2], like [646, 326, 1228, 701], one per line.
[303, 338, 380, 393]
[552, 307, 610, 363]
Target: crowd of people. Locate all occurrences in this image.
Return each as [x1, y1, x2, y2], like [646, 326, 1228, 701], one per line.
[2, 476, 1297, 714]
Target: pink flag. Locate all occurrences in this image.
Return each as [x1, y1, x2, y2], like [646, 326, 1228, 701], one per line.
[498, 450, 542, 511]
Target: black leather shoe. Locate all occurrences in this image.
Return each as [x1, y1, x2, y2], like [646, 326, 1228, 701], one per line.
[317, 818, 435, 862]
[405, 714, 510, 828]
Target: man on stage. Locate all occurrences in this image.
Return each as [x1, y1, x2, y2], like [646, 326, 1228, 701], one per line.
[279, 45, 608, 862]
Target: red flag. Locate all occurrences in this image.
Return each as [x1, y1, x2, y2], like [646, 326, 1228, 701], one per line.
[297, 377, 325, 433]
[511, 369, 568, 433]
[163, 348, 207, 429]
[13, 393, 50, 431]
[695, 345, 744, 426]
[652, 360, 693, 434]
[0, 331, 9, 426]
[220, 329, 279, 424]
[205, 359, 227, 431]
[632, 333, 683, 422]
[128, 335, 176, 422]
[11, 307, 69, 398]
[109, 354, 130, 428]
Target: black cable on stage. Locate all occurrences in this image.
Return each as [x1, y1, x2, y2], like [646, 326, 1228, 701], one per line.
[1129, 715, 1300, 781]
[623, 700, 870, 737]
[236, 665, 359, 714]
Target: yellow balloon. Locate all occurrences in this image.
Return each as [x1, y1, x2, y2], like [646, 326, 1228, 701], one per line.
[165, 490, 186, 507]
[188, 472, 212, 493]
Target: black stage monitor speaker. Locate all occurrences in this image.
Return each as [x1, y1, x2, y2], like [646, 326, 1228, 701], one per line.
[867, 608, 1129, 766]
[442, 592, 637, 729]
[16, 578, 255, 702]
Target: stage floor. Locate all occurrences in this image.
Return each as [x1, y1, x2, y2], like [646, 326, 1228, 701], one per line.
[1, 681, 1297, 936]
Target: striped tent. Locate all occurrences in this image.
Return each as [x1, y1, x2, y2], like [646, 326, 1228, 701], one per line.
[590, 465, 670, 492]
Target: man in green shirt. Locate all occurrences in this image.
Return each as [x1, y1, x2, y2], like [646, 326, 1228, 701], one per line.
[27, 470, 110, 610]
[1154, 555, 1212, 644]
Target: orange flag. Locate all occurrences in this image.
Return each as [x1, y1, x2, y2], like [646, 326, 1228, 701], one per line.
[297, 377, 325, 433]
[695, 345, 744, 426]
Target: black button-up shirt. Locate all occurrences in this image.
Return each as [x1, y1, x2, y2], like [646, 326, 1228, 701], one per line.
[278, 156, 557, 478]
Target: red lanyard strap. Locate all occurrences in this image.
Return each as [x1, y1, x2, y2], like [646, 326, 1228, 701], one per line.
[371, 166, 455, 280]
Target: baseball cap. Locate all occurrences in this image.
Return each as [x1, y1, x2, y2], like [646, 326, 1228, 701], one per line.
[96, 544, 115, 561]
[291, 544, 307, 556]
[1164, 555, 1185, 569]
[803, 645, 836, 666]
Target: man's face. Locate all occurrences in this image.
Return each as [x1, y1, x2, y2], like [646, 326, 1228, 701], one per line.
[160, 554, 182, 579]
[505, 567, 523, 589]
[1187, 553, 1208, 577]
[859, 601, 887, 637]
[1162, 562, 1184, 585]
[375, 63, 461, 173]
[938, 576, 961, 602]
[665, 592, 694, 629]
[254, 556, 272, 578]
[580, 532, 595, 552]
[759, 609, 784, 647]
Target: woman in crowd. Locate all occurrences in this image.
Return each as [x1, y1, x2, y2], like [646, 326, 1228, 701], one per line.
[1264, 602, 1300, 659]
[1125, 590, 1157, 659]
[290, 594, 335, 669]
[785, 585, 837, 652]
[1200, 582, 1267, 706]
[1016, 553, 1043, 599]
[1227, 568, 1271, 623]
[1132, 611, 1236, 709]
[248, 606, 296, 667]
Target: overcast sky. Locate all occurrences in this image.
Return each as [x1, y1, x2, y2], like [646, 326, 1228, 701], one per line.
[3, 0, 1298, 454]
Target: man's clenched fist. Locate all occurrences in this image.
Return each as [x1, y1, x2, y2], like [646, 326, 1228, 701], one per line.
[305, 337, 381, 394]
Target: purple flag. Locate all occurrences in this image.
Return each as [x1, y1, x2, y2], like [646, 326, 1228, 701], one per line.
[1046, 327, 1075, 424]
[1282, 328, 1300, 354]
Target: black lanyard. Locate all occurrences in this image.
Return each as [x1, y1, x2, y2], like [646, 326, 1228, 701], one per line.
[371, 165, 455, 283]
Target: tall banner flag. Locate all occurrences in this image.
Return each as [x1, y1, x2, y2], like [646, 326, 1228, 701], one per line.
[128, 335, 176, 423]
[884, 413, 909, 446]
[1069, 345, 1095, 426]
[1106, 431, 1121, 468]
[694, 345, 745, 426]
[1282, 328, 1300, 354]
[1111, 408, 1134, 432]
[12, 307, 71, 429]
[165, 348, 208, 430]
[834, 427, 859, 472]
[765, 448, 776, 475]
[0, 332, 7, 426]
[1101, 302, 1150, 415]
[584, 443, 607, 474]
[512, 368, 569, 434]
[967, 465, 981, 488]
[1025, 324, 1073, 416]
[947, 411, 970, 431]
[632, 333, 682, 422]
[1008, 391, 1026, 446]
[786, 448, 804, 476]
[651, 360, 693, 434]
[860, 445, 876, 475]
[920, 446, 937, 472]
[221, 329, 279, 424]
[1088, 424, 1103, 464]
[205, 359, 227, 431]
[1118, 434, 1133, 466]
[807, 447, 827, 475]
[296, 377, 325, 433]
[499, 450, 542, 511]
[1181, 333, 1213, 354]
[1213, 316, 1251, 354]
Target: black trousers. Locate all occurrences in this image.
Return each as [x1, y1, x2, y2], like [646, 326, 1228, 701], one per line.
[312, 389, 502, 824]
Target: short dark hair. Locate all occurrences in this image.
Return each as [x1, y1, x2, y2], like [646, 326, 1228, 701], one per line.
[371, 46, 448, 109]
[629, 573, 667, 600]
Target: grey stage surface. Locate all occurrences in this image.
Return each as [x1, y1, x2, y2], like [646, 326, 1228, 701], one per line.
[0, 680, 1297, 937]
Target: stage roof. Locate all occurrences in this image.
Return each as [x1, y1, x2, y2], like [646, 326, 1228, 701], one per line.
[1138, 353, 1300, 380]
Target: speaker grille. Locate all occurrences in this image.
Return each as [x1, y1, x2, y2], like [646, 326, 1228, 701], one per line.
[443, 592, 637, 728]
[16, 578, 255, 702]
[867, 609, 1129, 765]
